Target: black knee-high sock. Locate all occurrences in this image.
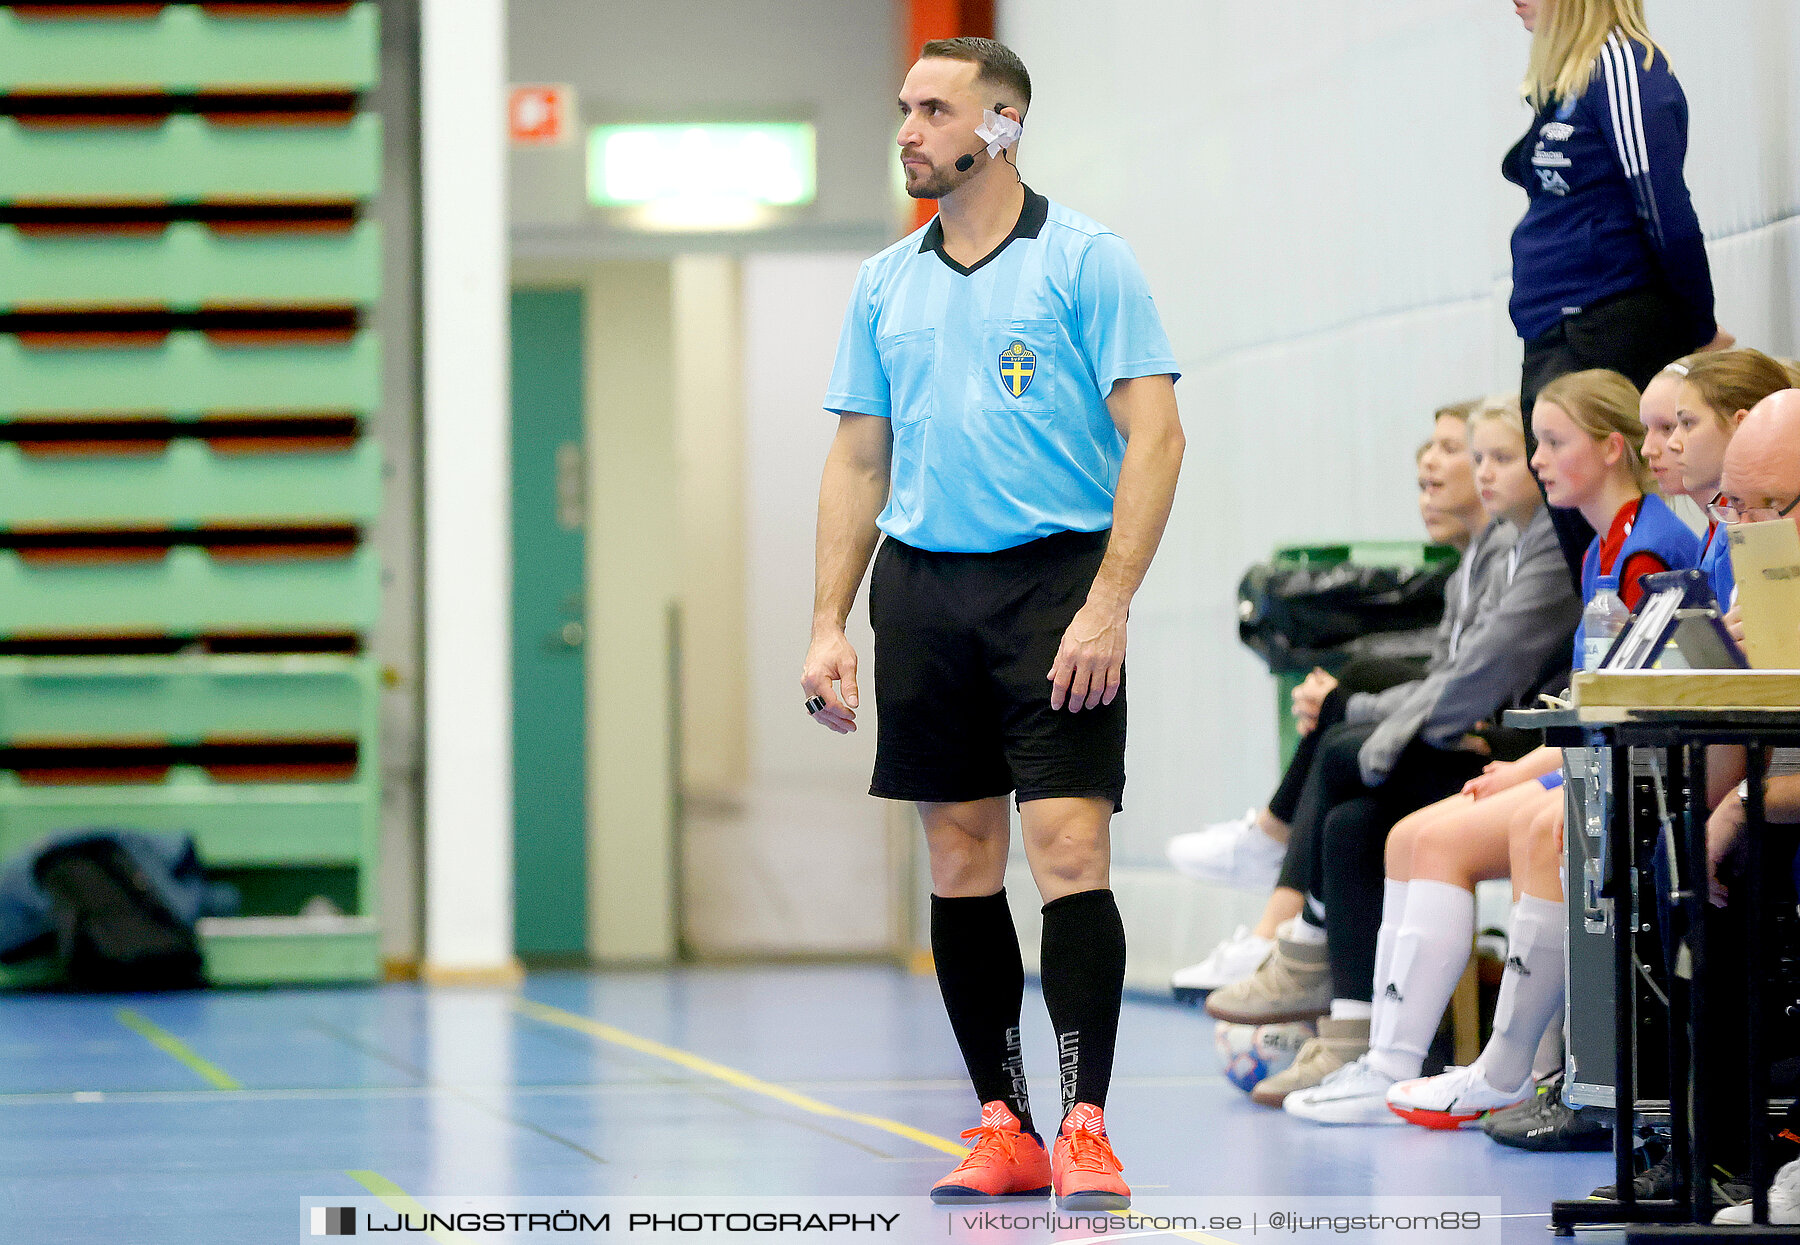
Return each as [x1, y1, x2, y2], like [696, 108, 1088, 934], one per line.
[1039, 888, 1126, 1123]
[930, 891, 1034, 1133]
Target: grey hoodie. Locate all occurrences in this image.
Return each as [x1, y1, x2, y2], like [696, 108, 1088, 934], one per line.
[1347, 507, 1579, 785]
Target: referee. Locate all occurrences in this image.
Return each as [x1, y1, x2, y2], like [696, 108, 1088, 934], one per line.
[802, 37, 1183, 1211]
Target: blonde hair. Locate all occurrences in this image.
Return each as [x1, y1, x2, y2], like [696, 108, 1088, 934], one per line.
[1677, 348, 1794, 430]
[1468, 393, 1524, 440]
[1778, 358, 1800, 387]
[1432, 398, 1480, 426]
[1536, 368, 1654, 491]
[1523, 0, 1660, 110]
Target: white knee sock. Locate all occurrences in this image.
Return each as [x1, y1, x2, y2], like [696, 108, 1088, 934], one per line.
[1367, 879, 1475, 1082]
[1474, 895, 1566, 1093]
[1371, 879, 1407, 1009]
[1365, 879, 1405, 1065]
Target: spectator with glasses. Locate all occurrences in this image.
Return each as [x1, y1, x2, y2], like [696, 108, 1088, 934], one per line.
[1663, 350, 1798, 610]
[1671, 387, 1800, 1225]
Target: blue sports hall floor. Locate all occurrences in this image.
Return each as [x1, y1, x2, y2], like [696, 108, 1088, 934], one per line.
[0, 965, 1633, 1244]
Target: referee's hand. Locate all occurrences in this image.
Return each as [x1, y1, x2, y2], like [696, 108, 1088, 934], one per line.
[1049, 599, 1126, 712]
[802, 629, 861, 734]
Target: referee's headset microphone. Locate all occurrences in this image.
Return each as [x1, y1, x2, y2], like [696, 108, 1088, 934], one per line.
[954, 142, 1022, 177]
[953, 105, 1022, 175]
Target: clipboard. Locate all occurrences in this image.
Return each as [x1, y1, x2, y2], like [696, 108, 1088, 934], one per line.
[1728, 518, 1800, 669]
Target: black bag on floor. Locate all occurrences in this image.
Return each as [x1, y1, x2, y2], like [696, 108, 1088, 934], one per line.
[1238, 560, 1455, 671]
[33, 838, 205, 992]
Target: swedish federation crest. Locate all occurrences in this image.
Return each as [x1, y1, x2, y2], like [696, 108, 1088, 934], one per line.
[999, 339, 1037, 398]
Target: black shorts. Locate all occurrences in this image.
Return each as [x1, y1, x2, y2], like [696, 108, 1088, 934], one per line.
[868, 528, 1125, 810]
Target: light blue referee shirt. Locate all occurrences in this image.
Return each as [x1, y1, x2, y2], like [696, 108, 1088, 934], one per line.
[824, 187, 1180, 553]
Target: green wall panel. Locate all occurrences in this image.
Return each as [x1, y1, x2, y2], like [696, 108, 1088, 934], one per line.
[0, 773, 371, 867]
[0, 438, 382, 527]
[0, 545, 381, 637]
[0, 114, 382, 203]
[0, 221, 381, 310]
[0, 654, 373, 744]
[0, 330, 381, 416]
[0, 2, 388, 988]
[198, 918, 380, 984]
[0, 5, 379, 92]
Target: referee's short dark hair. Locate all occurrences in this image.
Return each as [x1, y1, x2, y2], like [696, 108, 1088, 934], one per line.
[920, 36, 1032, 114]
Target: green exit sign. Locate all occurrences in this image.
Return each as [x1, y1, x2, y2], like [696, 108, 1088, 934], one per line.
[588, 123, 816, 225]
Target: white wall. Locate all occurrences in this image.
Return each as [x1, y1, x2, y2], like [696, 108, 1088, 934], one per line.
[420, 0, 514, 979]
[682, 253, 901, 957]
[366, 0, 424, 965]
[507, 0, 900, 259]
[998, 0, 1800, 986]
[674, 257, 750, 799]
[585, 263, 679, 964]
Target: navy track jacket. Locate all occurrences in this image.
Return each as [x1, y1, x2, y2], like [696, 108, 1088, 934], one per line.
[1505, 32, 1715, 347]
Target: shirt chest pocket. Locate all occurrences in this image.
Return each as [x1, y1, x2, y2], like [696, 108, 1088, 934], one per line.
[987, 318, 1058, 415]
[876, 327, 937, 428]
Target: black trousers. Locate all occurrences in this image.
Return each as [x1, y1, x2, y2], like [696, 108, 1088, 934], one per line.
[1268, 657, 1426, 828]
[1276, 721, 1379, 898]
[1520, 285, 1707, 590]
[1269, 657, 1425, 896]
[1304, 731, 1487, 1002]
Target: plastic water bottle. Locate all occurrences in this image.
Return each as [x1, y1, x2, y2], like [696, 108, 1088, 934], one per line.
[1581, 574, 1630, 671]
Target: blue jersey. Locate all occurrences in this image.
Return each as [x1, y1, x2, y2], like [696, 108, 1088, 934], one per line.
[824, 188, 1179, 553]
[1573, 492, 1702, 661]
[1505, 32, 1715, 348]
[1700, 522, 1735, 611]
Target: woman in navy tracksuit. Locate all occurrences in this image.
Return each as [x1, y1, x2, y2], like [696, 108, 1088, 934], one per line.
[1506, 0, 1728, 586]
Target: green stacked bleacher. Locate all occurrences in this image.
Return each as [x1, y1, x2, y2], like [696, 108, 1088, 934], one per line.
[0, 0, 384, 985]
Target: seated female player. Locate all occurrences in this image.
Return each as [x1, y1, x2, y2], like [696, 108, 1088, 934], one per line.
[1210, 400, 1580, 1106]
[1168, 403, 1491, 995]
[1662, 349, 1797, 610]
[1281, 368, 1702, 1124]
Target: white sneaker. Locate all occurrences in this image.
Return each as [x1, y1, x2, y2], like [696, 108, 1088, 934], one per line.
[1387, 1064, 1530, 1130]
[1166, 810, 1287, 892]
[1282, 1056, 1404, 1125]
[1713, 1156, 1800, 1225]
[1172, 926, 1275, 999]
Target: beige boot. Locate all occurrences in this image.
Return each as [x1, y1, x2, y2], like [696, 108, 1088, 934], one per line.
[1204, 931, 1331, 1025]
[1249, 1017, 1370, 1107]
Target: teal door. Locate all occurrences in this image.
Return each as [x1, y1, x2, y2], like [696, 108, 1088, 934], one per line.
[510, 288, 588, 959]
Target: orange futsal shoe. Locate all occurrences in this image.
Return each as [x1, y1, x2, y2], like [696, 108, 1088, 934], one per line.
[1051, 1103, 1130, 1211]
[929, 1102, 1052, 1204]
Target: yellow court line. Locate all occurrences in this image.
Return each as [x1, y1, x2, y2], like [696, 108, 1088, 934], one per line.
[513, 998, 968, 1158]
[114, 1009, 241, 1090]
[346, 1170, 473, 1245]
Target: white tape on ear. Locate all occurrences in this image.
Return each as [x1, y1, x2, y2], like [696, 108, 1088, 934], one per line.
[974, 108, 1023, 158]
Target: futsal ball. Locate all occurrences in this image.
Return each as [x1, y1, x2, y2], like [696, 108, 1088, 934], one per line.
[1213, 1019, 1316, 1093]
